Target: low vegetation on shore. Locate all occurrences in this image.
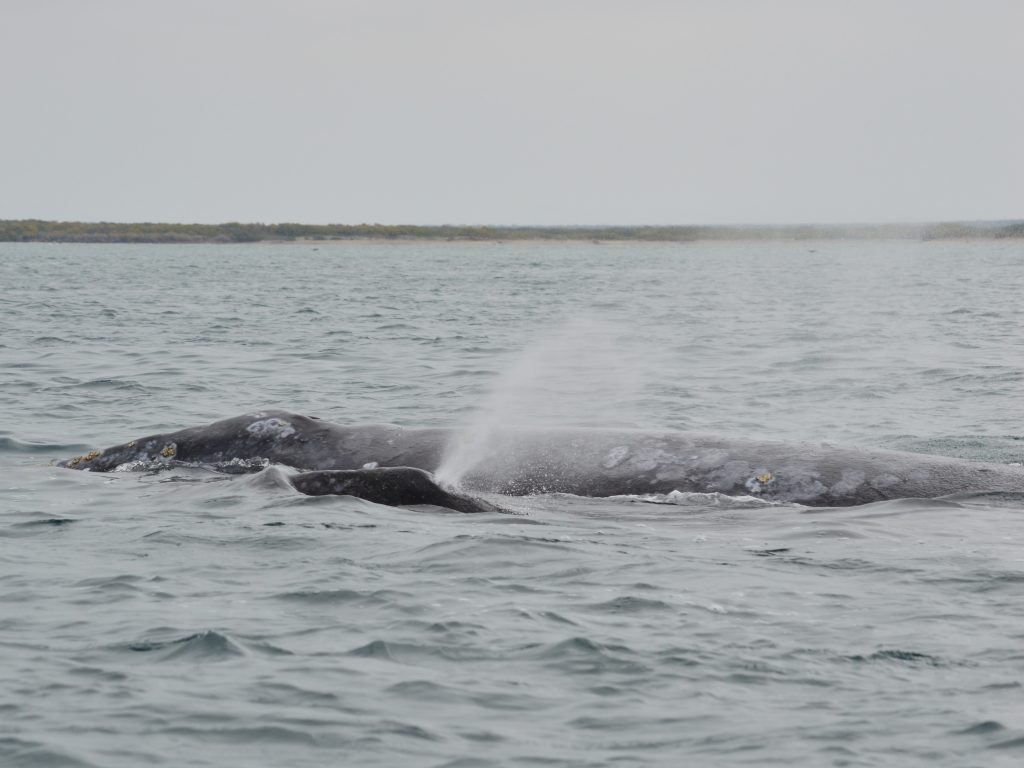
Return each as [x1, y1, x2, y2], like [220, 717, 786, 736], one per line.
[1, 219, 1021, 244]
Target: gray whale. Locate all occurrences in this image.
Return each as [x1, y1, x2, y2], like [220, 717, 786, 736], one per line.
[58, 409, 1024, 508]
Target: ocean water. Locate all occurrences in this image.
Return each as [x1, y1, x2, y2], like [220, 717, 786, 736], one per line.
[1, 239, 1023, 767]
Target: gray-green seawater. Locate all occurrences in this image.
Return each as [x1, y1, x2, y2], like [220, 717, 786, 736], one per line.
[2, 240, 1023, 767]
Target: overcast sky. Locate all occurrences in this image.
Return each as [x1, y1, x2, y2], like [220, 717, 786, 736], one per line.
[2, 0, 1021, 226]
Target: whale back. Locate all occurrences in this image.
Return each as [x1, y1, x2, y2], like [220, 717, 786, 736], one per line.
[454, 427, 1024, 505]
[60, 410, 447, 473]
[59, 410, 1024, 507]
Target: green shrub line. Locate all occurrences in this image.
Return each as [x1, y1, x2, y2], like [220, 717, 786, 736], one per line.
[1, 219, 1021, 243]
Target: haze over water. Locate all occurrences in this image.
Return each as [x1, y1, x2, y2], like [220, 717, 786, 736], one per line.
[2, 240, 1024, 767]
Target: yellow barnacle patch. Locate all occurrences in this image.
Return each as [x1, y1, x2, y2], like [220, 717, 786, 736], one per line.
[744, 471, 775, 494]
[83, 450, 100, 462]
[160, 444, 177, 458]
[68, 456, 82, 467]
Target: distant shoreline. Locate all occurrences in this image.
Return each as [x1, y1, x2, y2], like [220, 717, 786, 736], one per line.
[1, 219, 1021, 244]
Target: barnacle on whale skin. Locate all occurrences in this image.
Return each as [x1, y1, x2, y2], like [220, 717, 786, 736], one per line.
[160, 444, 177, 458]
[745, 471, 775, 494]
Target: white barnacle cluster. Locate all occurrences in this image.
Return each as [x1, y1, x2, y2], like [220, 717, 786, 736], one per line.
[246, 418, 296, 440]
[630, 445, 678, 473]
[113, 460, 150, 472]
[216, 457, 271, 474]
[602, 445, 631, 469]
[113, 453, 174, 472]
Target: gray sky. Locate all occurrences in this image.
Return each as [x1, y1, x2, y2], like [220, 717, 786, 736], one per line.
[2, 0, 1021, 225]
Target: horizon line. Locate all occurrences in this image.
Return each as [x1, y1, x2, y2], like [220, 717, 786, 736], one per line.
[4, 216, 1023, 229]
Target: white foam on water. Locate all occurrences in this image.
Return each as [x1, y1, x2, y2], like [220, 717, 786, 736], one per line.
[614, 490, 788, 508]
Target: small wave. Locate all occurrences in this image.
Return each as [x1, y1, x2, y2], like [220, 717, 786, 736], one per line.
[31, 335, 71, 345]
[744, 547, 792, 557]
[504, 607, 580, 626]
[402, 533, 576, 571]
[0, 436, 88, 455]
[886, 434, 1024, 463]
[368, 720, 444, 743]
[348, 638, 495, 663]
[157, 724, 317, 746]
[2, 516, 84, 540]
[72, 378, 149, 392]
[771, 555, 921, 575]
[926, 567, 1024, 593]
[67, 665, 129, 682]
[126, 629, 247, 660]
[11, 517, 79, 528]
[942, 491, 1024, 510]
[349, 638, 400, 661]
[989, 735, 1024, 750]
[584, 595, 673, 614]
[385, 679, 463, 703]
[67, 574, 153, 605]
[74, 573, 146, 590]
[270, 587, 408, 606]
[0, 737, 99, 768]
[838, 648, 961, 667]
[118, 629, 291, 661]
[955, 720, 1006, 735]
[515, 636, 648, 675]
[256, 681, 346, 709]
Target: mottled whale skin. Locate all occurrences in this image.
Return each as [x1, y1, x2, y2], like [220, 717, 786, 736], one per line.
[60, 409, 1024, 507]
